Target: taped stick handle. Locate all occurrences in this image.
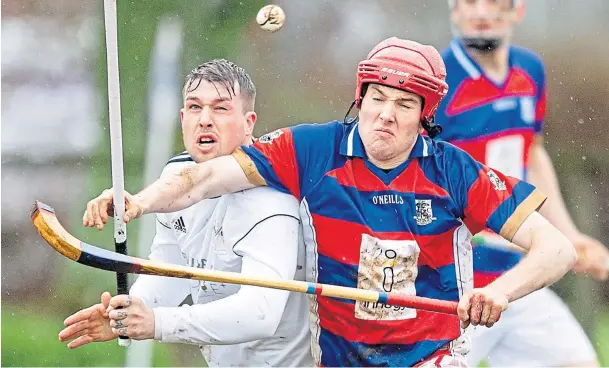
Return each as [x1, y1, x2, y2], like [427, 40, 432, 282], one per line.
[103, 0, 130, 347]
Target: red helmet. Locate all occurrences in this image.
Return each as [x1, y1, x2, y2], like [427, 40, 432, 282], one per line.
[354, 37, 449, 123]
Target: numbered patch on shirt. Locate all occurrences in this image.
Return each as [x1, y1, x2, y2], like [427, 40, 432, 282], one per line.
[355, 234, 419, 321]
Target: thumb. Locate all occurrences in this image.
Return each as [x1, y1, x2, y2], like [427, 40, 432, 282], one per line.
[124, 207, 141, 223]
[101, 291, 112, 307]
[101, 292, 112, 316]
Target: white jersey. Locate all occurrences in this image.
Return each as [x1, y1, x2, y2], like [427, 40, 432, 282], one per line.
[129, 152, 313, 367]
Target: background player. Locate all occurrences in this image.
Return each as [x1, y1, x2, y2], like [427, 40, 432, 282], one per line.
[435, 0, 608, 366]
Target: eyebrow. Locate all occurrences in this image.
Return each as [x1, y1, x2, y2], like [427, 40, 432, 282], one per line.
[185, 96, 232, 104]
[370, 86, 420, 103]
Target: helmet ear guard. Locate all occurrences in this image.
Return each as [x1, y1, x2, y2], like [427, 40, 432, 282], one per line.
[422, 116, 443, 139]
[352, 37, 449, 138]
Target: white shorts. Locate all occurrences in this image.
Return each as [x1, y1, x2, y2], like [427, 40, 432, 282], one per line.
[465, 287, 597, 367]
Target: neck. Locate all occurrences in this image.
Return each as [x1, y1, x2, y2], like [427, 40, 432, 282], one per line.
[467, 44, 510, 82]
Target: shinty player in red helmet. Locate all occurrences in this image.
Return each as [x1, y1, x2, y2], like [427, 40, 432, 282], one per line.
[82, 37, 577, 367]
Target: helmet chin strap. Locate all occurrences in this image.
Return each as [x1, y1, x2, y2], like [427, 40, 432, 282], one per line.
[461, 37, 503, 53]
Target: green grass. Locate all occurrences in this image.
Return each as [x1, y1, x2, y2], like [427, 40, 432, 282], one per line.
[596, 310, 609, 366]
[1, 307, 176, 367]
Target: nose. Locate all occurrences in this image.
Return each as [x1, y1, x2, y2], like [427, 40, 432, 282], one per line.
[379, 101, 396, 124]
[198, 106, 213, 128]
[473, 0, 492, 17]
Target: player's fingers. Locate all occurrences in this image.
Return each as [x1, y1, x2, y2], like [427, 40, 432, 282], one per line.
[63, 308, 94, 327]
[479, 297, 494, 326]
[457, 293, 472, 329]
[101, 291, 112, 317]
[486, 303, 504, 327]
[108, 309, 129, 321]
[67, 335, 94, 349]
[59, 320, 89, 341]
[112, 326, 129, 338]
[86, 201, 96, 228]
[107, 294, 133, 311]
[469, 294, 484, 326]
[109, 318, 128, 329]
[82, 209, 89, 227]
[88, 200, 103, 230]
[99, 199, 110, 224]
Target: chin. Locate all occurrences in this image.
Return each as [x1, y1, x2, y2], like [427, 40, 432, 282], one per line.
[366, 141, 395, 161]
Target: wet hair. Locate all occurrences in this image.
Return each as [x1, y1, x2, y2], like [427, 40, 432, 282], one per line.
[183, 59, 256, 112]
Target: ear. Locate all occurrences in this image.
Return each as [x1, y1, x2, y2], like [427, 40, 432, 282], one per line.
[450, 5, 459, 25]
[418, 123, 426, 135]
[514, 1, 525, 24]
[244, 111, 257, 136]
[180, 108, 185, 128]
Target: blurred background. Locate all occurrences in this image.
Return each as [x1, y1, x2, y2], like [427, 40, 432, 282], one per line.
[2, 0, 608, 366]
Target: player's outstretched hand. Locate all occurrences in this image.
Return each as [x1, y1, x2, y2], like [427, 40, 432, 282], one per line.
[59, 291, 117, 348]
[82, 188, 145, 230]
[106, 294, 155, 340]
[457, 287, 508, 329]
[570, 232, 609, 281]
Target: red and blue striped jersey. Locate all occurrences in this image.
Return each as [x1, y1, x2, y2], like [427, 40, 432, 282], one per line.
[436, 39, 547, 287]
[232, 120, 546, 366]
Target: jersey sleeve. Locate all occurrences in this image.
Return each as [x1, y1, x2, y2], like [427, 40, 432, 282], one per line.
[152, 190, 301, 345]
[445, 144, 547, 240]
[534, 67, 547, 135]
[232, 127, 302, 199]
[129, 214, 191, 308]
[232, 121, 340, 201]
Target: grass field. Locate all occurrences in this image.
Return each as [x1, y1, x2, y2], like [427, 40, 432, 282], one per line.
[3, 305, 608, 366]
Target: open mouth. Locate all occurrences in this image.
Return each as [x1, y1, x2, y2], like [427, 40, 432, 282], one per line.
[197, 133, 217, 151]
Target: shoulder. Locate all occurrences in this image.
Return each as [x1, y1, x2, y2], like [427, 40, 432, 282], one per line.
[253, 120, 345, 165]
[429, 139, 480, 168]
[510, 45, 545, 78]
[161, 151, 195, 176]
[440, 44, 455, 63]
[258, 120, 344, 145]
[227, 186, 300, 219]
[222, 187, 301, 247]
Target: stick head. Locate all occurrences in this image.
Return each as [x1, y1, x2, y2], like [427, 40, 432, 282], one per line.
[31, 200, 83, 261]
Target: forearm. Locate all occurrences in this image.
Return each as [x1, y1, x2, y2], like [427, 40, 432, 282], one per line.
[490, 219, 577, 302]
[135, 162, 210, 214]
[135, 156, 256, 215]
[152, 286, 289, 345]
[528, 144, 579, 237]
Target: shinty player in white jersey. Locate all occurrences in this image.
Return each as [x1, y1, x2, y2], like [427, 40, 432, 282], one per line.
[58, 59, 314, 367]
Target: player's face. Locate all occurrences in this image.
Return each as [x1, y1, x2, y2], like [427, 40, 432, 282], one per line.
[180, 79, 256, 163]
[451, 0, 520, 45]
[358, 84, 423, 168]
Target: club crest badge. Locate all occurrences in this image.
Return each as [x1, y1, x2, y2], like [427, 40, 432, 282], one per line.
[414, 199, 436, 226]
[258, 129, 284, 144]
[487, 170, 507, 191]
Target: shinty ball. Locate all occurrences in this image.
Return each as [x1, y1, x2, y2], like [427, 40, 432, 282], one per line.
[256, 5, 285, 33]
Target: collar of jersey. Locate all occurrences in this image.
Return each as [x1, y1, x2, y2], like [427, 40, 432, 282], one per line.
[450, 38, 517, 88]
[339, 121, 434, 160]
[450, 38, 484, 80]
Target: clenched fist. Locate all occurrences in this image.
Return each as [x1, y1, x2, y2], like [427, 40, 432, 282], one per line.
[457, 287, 508, 329]
[82, 188, 145, 230]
